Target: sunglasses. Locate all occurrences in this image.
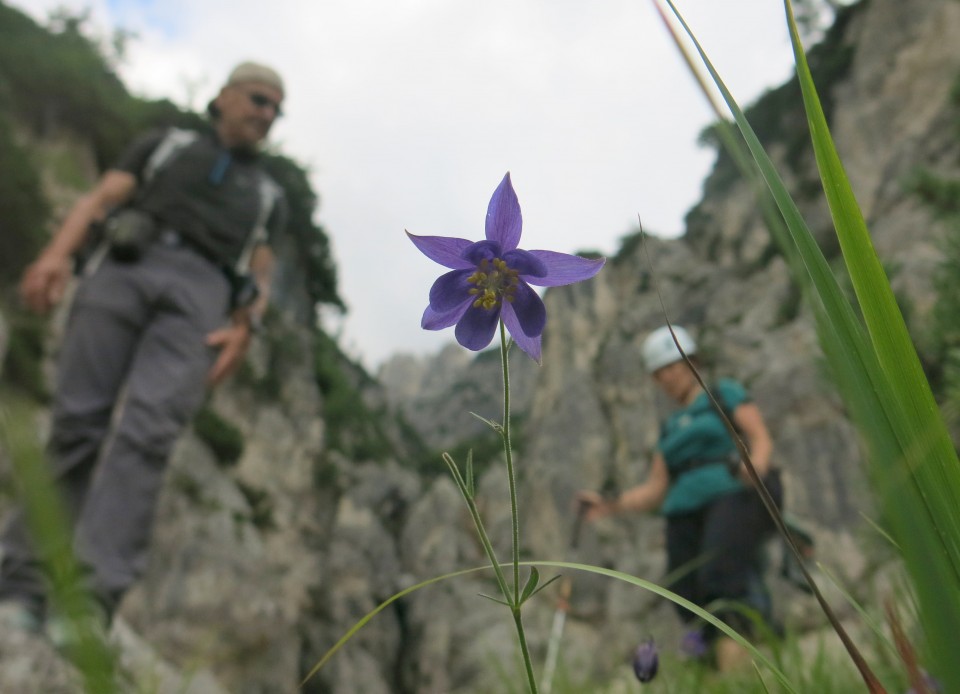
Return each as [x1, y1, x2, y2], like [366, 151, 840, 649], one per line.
[247, 92, 283, 117]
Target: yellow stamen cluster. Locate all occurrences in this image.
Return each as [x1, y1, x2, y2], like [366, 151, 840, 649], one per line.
[467, 258, 520, 310]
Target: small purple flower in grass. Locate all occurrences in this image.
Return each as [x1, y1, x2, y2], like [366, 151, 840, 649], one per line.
[633, 638, 659, 683]
[680, 628, 708, 659]
[905, 671, 942, 694]
[407, 172, 605, 363]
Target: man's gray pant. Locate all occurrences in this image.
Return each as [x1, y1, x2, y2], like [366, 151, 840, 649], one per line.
[0, 242, 231, 615]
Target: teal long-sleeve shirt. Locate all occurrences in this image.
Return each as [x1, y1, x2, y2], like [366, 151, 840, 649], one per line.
[658, 378, 749, 516]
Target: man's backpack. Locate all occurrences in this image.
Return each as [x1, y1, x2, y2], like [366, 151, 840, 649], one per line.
[77, 128, 281, 276]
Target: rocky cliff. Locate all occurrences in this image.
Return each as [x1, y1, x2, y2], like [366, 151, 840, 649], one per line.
[380, 0, 960, 685]
[1, 0, 958, 691]
[514, 0, 960, 674]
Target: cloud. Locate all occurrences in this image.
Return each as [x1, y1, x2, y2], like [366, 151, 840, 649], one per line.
[9, 0, 795, 367]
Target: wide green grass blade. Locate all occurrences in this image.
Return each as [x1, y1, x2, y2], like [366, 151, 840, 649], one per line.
[786, 0, 960, 540]
[782, 0, 960, 689]
[650, 0, 807, 286]
[659, 0, 960, 688]
[659, 4, 895, 691]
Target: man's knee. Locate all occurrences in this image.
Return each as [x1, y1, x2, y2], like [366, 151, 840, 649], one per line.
[114, 399, 195, 461]
[48, 411, 112, 472]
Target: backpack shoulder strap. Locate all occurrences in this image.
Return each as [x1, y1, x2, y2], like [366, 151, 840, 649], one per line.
[142, 128, 199, 186]
[234, 173, 282, 272]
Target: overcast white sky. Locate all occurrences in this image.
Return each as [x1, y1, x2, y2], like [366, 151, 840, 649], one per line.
[10, 0, 800, 369]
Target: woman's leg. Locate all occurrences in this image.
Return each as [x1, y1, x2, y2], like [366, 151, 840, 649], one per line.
[665, 511, 706, 624]
[698, 488, 775, 669]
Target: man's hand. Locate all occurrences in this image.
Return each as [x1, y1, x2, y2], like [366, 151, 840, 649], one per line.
[19, 170, 139, 315]
[205, 322, 253, 386]
[19, 253, 73, 314]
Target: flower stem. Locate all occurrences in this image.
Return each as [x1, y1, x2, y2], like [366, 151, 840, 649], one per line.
[444, 322, 538, 693]
[499, 322, 538, 694]
[499, 321, 520, 605]
[441, 453, 512, 601]
[513, 606, 539, 692]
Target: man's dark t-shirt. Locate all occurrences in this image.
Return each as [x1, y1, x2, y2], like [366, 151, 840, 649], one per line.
[114, 128, 287, 267]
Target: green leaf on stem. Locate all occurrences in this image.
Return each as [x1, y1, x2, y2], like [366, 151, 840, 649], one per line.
[526, 574, 562, 603]
[465, 449, 475, 499]
[478, 593, 513, 607]
[469, 411, 503, 433]
[520, 567, 540, 603]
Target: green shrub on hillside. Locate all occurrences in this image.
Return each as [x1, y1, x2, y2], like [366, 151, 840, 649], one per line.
[193, 406, 245, 467]
[313, 331, 394, 462]
[1, 309, 49, 401]
[0, 111, 47, 284]
[0, 2, 343, 315]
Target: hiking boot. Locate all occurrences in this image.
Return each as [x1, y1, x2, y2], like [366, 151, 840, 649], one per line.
[0, 599, 42, 634]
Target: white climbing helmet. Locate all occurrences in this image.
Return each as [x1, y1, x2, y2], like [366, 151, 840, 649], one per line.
[641, 325, 697, 373]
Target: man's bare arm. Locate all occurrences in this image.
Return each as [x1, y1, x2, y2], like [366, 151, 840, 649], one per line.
[19, 170, 137, 313]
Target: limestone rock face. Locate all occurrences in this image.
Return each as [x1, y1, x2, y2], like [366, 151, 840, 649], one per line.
[379, 343, 538, 450]
[1, 0, 959, 690]
[510, 0, 960, 656]
[0, 312, 7, 380]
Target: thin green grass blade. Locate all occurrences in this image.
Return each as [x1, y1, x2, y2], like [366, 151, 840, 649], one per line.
[301, 559, 800, 693]
[299, 566, 491, 687]
[815, 562, 897, 658]
[753, 663, 773, 694]
[859, 512, 901, 552]
[0, 402, 118, 692]
[531, 560, 798, 692]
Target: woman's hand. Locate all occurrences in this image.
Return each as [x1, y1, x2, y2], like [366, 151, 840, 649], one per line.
[732, 402, 774, 482]
[577, 454, 670, 521]
[576, 490, 614, 522]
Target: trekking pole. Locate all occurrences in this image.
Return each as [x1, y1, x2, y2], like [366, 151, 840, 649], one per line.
[540, 501, 586, 694]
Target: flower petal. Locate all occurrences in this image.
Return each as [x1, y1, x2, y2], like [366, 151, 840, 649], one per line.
[421, 301, 470, 331]
[463, 240, 501, 266]
[502, 249, 547, 277]
[508, 280, 546, 338]
[454, 304, 501, 351]
[428, 270, 473, 312]
[523, 250, 606, 287]
[485, 172, 522, 251]
[407, 232, 476, 270]
[502, 301, 542, 364]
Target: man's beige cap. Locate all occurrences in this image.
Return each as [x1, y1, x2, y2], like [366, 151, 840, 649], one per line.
[226, 61, 284, 96]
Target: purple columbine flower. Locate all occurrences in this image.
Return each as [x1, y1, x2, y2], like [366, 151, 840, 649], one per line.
[632, 638, 659, 683]
[407, 172, 605, 363]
